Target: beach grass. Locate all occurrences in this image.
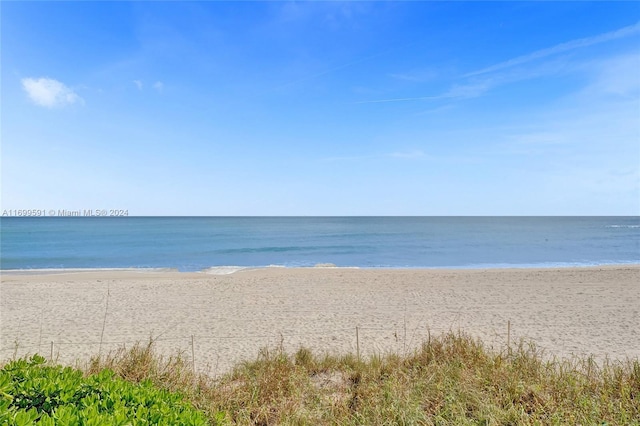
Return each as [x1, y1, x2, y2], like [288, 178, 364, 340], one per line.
[72, 332, 640, 425]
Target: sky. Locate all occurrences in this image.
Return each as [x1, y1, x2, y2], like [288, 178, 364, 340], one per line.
[1, 1, 639, 216]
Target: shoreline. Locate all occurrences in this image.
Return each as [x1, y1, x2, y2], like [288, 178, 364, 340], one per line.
[2, 265, 639, 375]
[2, 262, 639, 276]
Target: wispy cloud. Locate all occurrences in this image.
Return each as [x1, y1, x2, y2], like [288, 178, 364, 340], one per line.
[355, 80, 494, 104]
[443, 82, 493, 99]
[359, 22, 640, 105]
[465, 21, 640, 77]
[132, 80, 165, 93]
[586, 52, 640, 97]
[21, 77, 83, 108]
[389, 150, 425, 159]
[272, 1, 370, 29]
[501, 70, 639, 160]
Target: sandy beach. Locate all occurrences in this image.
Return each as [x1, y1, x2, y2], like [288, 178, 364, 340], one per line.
[1, 266, 638, 375]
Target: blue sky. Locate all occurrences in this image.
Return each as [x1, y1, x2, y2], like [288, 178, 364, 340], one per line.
[2, 1, 639, 215]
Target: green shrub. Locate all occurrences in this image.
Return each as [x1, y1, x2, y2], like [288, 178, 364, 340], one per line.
[0, 354, 207, 425]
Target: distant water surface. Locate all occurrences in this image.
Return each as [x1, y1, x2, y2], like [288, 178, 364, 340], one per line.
[1, 217, 638, 271]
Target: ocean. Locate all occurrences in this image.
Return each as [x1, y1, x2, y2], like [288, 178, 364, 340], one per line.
[0, 217, 638, 272]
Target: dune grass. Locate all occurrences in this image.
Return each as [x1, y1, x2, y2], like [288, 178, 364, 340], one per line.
[76, 332, 640, 425]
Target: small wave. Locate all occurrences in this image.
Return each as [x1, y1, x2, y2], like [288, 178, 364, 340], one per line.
[201, 266, 252, 275]
[200, 264, 365, 273]
[605, 225, 640, 228]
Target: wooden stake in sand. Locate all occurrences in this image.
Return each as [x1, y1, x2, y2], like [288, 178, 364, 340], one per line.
[507, 320, 511, 354]
[191, 335, 196, 374]
[356, 326, 360, 362]
[99, 282, 110, 355]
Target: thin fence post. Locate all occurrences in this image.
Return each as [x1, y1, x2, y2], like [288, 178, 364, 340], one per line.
[50, 341, 54, 361]
[356, 326, 360, 362]
[403, 313, 407, 356]
[507, 320, 511, 355]
[99, 282, 110, 356]
[191, 335, 196, 374]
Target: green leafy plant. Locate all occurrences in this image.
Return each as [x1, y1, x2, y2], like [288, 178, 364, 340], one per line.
[0, 354, 207, 425]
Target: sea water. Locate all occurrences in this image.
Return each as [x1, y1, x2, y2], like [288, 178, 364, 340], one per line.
[0, 217, 638, 271]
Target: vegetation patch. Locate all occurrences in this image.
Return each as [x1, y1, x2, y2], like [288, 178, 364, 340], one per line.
[0, 354, 207, 425]
[2, 333, 639, 425]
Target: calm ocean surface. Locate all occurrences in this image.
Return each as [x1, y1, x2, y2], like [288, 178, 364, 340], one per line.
[1, 217, 638, 271]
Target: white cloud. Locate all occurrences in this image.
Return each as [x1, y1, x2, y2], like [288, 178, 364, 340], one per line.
[133, 80, 143, 90]
[153, 81, 164, 92]
[21, 77, 83, 108]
